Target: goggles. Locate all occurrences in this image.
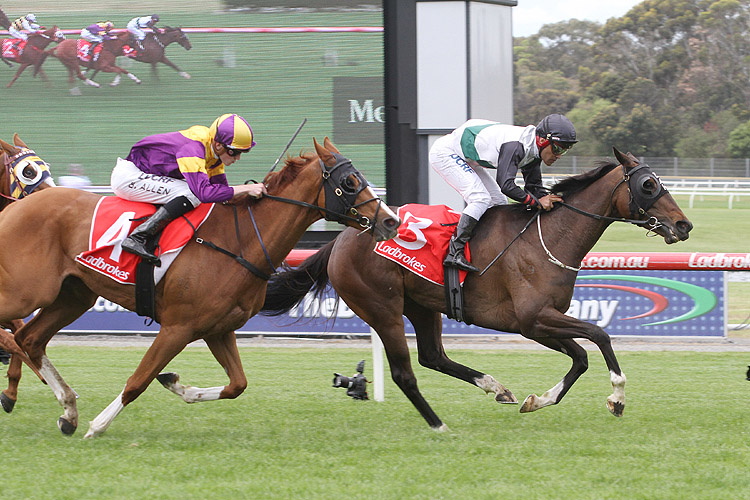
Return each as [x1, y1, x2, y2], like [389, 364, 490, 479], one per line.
[550, 141, 573, 156]
[223, 144, 253, 157]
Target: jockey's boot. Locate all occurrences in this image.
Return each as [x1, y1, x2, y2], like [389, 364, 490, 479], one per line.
[137, 39, 144, 51]
[121, 196, 194, 266]
[443, 214, 480, 272]
[91, 42, 100, 62]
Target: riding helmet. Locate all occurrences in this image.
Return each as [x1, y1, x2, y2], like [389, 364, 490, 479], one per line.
[26, 13, 36, 22]
[536, 114, 578, 146]
[151, 14, 160, 22]
[210, 114, 256, 152]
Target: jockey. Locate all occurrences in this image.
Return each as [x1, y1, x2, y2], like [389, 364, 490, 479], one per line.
[111, 114, 267, 265]
[429, 113, 577, 272]
[126, 14, 160, 51]
[80, 21, 114, 61]
[9, 13, 41, 41]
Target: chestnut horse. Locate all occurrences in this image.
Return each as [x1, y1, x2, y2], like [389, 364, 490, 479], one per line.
[0, 138, 399, 437]
[2, 26, 65, 88]
[45, 31, 141, 91]
[261, 148, 693, 430]
[0, 135, 56, 378]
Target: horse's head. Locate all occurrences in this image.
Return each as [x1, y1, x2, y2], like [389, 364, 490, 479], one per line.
[611, 147, 692, 244]
[0, 134, 56, 199]
[40, 26, 64, 42]
[168, 27, 191, 51]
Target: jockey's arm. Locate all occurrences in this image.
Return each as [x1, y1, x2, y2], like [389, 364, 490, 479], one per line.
[495, 142, 533, 205]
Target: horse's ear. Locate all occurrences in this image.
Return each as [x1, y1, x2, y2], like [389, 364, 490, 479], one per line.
[0, 138, 20, 156]
[612, 147, 637, 167]
[314, 138, 335, 165]
[323, 137, 341, 155]
[12, 133, 28, 149]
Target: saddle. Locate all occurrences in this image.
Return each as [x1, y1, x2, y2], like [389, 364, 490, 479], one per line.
[1, 38, 25, 61]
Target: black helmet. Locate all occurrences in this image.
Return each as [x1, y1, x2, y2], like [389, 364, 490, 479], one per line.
[151, 14, 159, 22]
[536, 114, 578, 145]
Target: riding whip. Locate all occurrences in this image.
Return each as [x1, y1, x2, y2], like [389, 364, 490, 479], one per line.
[267, 118, 307, 174]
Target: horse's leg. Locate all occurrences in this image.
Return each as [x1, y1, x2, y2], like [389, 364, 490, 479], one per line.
[160, 56, 190, 79]
[519, 337, 589, 413]
[405, 298, 517, 403]
[520, 307, 626, 416]
[1, 319, 26, 413]
[14, 278, 98, 434]
[156, 330, 247, 402]
[84, 326, 193, 438]
[6, 63, 29, 88]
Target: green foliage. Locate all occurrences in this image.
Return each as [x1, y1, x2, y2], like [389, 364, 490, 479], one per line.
[728, 120, 750, 158]
[2, 346, 749, 499]
[221, 0, 377, 8]
[514, 0, 750, 158]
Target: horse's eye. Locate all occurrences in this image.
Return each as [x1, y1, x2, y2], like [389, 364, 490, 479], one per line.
[341, 176, 358, 194]
[22, 165, 37, 180]
[642, 178, 657, 194]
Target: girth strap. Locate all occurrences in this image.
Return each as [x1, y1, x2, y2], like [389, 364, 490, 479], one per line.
[195, 237, 271, 281]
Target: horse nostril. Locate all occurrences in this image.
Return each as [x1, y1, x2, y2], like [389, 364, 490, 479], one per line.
[677, 220, 693, 234]
[384, 217, 399, 229]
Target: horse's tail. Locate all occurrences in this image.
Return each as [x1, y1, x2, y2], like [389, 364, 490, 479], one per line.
[260, 239, 335, 316]
[0, 8, 10, 30]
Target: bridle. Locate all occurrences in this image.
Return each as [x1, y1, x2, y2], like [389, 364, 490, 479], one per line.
[481, 162, 669, 275]
[196, 152, 384, 281]
[1, 148, 53, 201]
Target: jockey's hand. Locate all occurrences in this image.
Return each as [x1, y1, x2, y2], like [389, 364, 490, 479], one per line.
[539, 194, 563, 211]
[229, 183, 267, 203]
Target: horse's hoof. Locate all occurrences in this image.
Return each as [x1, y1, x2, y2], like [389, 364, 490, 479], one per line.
[156, 372, 179, 387]
[495, 388, 518, 404]
[70, 87, 82, 96]
[58, 417, 77, 435]
[606, 397, 624, 417]
[520, 394, 537, 413]
[432, 423, 449, 432]
[179, 72, 191, 79]
[0, 392, 16, 413]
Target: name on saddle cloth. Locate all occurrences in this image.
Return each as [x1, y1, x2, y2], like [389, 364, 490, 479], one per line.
[75, 197, 213, 284]
[374, 203, 470, 286]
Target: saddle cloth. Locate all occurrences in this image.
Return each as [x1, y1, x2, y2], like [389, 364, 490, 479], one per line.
[374, 203, 470, 286]
[1, 39, 25, 61]
[75, 40, 104, 63]
[75, 197, 213, 285]
[122, 44, 138, 58]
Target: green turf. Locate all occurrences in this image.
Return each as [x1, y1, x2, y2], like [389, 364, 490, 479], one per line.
[2, 345, 748, 499]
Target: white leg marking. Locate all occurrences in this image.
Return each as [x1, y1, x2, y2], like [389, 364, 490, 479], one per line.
[607, 370, 627, 416]
[520, 380, 564, 413]
[179, 71, 191, 79]
[166, 381, 222, 403]
[39, 356, 78, 427]
[84, 390, 124, 439]
[473, 374, 517, 403]
[84, 78, 100, 87]
[127, 73, 142, 84]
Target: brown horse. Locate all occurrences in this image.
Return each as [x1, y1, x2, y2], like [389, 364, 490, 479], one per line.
[0, 138, 399, 437]
[261, 148, 693, 430]
[46, 31, 141, 92]
[118, 27, 192, 80]
[2, 26, 65, 88]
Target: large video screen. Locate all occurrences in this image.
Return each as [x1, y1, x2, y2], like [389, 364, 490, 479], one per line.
[2, 2, 385, 193]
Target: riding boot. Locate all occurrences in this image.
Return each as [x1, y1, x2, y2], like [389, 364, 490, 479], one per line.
[121, 196, 194, 266]
[91, 42, 99, 62]
[444, 214, 480, 272]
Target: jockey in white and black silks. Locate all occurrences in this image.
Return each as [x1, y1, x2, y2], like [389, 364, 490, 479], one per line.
[111, 113, 267, 265]
[126, 14, 160, 50]
[9, 13, 41, 41]
[429, 113, 578, 272]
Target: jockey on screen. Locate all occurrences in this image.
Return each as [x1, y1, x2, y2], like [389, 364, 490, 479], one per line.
[126, 14, 160, 51]
[80, 21, 114, 61]
[9, 13, 41, 41]
[111, 114, 267, 265]
[430, 113, 578, 272]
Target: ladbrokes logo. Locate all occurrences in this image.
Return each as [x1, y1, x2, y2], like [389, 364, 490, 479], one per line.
[688, 252, 750, 269]
[375, 242, 426, 273]
[78, 254, 131, 281]
[333, 76, 384, 145]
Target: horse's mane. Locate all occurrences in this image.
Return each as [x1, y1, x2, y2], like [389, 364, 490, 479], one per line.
[549, 161, 619, 197]
[263, 152, 315, 193]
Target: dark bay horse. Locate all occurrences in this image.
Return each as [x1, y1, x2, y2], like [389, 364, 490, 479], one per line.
[2, 26, 65, 88]
[261, 148, 693, 430]
[46, 32, 141, 92]
[0, 138, 399, 437]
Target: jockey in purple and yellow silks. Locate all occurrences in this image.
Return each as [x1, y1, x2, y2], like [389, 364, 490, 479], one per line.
[111, 113, 266, 265]
[80, 21, 114, 61]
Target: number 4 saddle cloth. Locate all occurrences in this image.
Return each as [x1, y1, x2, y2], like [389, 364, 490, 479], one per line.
[75, 197, 213, 285]
[374, 203, 470, 286]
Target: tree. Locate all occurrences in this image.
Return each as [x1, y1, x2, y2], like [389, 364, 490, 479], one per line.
[728, 120, 750, 158]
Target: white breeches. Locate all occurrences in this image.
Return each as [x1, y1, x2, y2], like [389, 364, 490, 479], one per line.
[111, 158, 200, 207]
[126, 21, 147, 40]
[9, 28, 27, 40]
[429, 135, 507, 221]
[80, 29, 103, 43]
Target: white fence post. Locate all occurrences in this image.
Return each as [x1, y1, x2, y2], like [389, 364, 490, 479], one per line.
[371, 327, 384, 402]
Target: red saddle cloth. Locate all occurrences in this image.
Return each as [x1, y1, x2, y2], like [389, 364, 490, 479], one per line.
[122, 44, 138, 58]
[75, 39, 104, 63]
[374, 203, 470, 285]
[75, 197, 213, 284]
[1, 39, 25, 61]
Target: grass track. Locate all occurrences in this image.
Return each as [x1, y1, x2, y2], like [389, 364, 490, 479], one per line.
[3, 346, 749, 499]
